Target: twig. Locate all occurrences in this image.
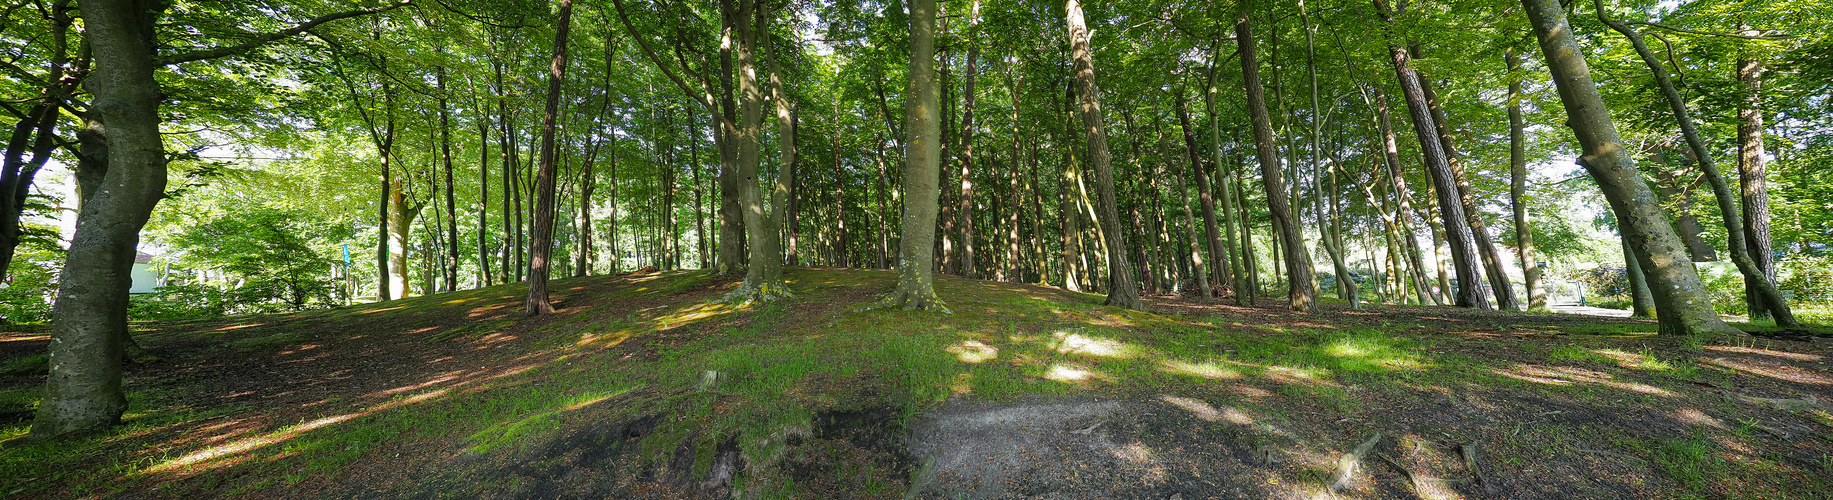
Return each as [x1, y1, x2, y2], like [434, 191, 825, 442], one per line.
[1330, 433, 1383, 492]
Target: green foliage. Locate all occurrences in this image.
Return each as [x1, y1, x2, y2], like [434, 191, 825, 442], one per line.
[169, 205, 347, 314]
[128, 284, 230, 321]
[1780, 255, 1833, 302]
[0, 245, 61, 325]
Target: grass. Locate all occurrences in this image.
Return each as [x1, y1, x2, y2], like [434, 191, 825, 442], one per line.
[0, 268, 1829, 498]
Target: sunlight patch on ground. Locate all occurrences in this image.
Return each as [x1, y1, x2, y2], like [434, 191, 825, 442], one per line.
[1159, 395, 1254, 425]
[656, 301, 738, 330]
[1492, 364, 1676, 396]
[1157, 359, 1242, 380]
[1706, 357, 1832, 385]
[1705, 345, 1823, 361]
[1262, 365, 1336, 387]
[1051, 330, 1134, 358]
[357, 306, 405, 315]
[946, 340, 999, 363]
[214, 323, 267, 331]
[143, 413, 361, 475]
[1044, 363, 1095, 382]
[1675, 408, 1725, 429]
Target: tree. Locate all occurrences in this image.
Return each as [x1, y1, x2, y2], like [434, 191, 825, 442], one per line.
[1237, 9, 1316, 314]
[1065, 0, 1143, 311]
[867, 0, 947, 312]
[31, 0, 407, 440]
[527, 0, 575, 315]
[1519, 0, 1740, 336]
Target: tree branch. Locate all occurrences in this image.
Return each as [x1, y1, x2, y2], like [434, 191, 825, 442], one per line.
[161, 1, 413, 65]
[1626, 20, 1791, 40]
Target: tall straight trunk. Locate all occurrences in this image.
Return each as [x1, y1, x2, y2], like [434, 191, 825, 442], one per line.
[875, 134, 890, 268]
[1301, 1, 1357, 310]
[477, 111, 492, 286]
[1178, 91, 1226, 298]
[1006, 62, 1024, 281]
[526, 0, 573, 315]
[1508, 47, 1546, 311]
[1737, 53, 1775, 321]
[693, 117, 708, 269]
[33, 0, 166, 438]
[1234, 166, 1259, 304]
[1370, 85, 1436, 305]
[1373, 4, 1486, 308]
[1523, 0, 1738, 336]
[1172, 134, 1212, 299]
[378, 91, 397, 300]
[1237, 13, 1316, 313]
[438, 66, 459, 292]
[1059, 84, 1083, 293]
[1597, 4, 1795, 327]
[869, 0, 947, 311]
[1414, 63, 1518, 310]
[956, 0, 981, 278]
[716, 24, 745, 276]
[1204, 37, 1243, 300]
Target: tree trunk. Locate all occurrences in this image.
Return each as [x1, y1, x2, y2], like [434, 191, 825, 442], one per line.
[1237, 13, 1316, 313]
[722, 0, 790, 303]
[1737, 53, 1775, 322]
[526, 0, 572, 315]
[1597, 4, 1794, 328]
[869, 0, 947, 312]
[32, 0, 165, 439]
[1301, 4, 1357, 310]
[1178, 91, 1226, 299]
[1415, 67, 1518, 310]
[1524, 0, 1739, 336]
[477, 107, 492, 286]
[1507, 47, 1547, 311]
[1624, 239, 1654, 317]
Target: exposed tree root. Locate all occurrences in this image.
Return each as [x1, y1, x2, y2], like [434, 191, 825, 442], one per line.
[860, 288, 951, 314]
[719, 278, 793, 305]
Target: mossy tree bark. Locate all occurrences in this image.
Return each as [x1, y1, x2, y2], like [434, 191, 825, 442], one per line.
[1522, 0, 1739, 336]
[1237, 11, 1317, 314]
[719, 0, 790, 304]
[1596, 4, 1795, 328]
[869, 0, 946, 312]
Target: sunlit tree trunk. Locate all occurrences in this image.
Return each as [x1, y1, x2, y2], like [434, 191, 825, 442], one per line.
[1737, 52, 1775, 322]
[1525, 0, 1739, 335]
[868, 0, 947, 312]
[1237, 12, 1316, 313]
[526, 0, 573, 315]
[1507, 47, 1547, 311]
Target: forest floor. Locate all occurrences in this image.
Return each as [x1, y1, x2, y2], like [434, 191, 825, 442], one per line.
[0, 268, 1830, 499]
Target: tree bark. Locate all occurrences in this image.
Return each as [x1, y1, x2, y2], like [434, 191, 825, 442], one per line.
[1237, 13, 1316, 313]
[1624, 239, 1654, 317]
[1507, 46, 1547, 311]
[526, 0, 573, 315]
[869, 0, 947, 312]
[1737, 53, 1775, 321]
[32, 0, 164, 439]
[1524, 0, 1739, 335]
[1416, 68, 1518, 310]
[1178, 90, 1226, 299]
[1597, 4, 1794, 327]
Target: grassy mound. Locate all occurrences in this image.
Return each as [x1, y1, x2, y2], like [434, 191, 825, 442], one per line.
[0, 268, 1829, 498]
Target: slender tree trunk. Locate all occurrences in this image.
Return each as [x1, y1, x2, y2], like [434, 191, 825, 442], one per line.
[1525, 0, 1739, 335]
[526, 0, 573, 315]
[477, 109, 492, 287]
[1178, 92, 1226, 299]
[1624, 239, 1654, 317]
[1737, 53, 1775, 322]
[1415, 64, 1518, 309]
[1301, 2, 1357, 309]
[1204, 37, 1243, 300]
[1237, 13, 1316, 313]
[1380, 48, 1485, 307]
[1507, 47, 1546, 311]
[869, 0, 947, 311]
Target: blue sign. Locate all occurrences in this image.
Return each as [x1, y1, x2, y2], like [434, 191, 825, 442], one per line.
[342, 244, 351, 267]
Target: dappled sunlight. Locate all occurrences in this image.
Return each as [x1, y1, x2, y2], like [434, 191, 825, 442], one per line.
[1706, 357, 1833, 385]
[1705, 345, 1823, 362]
[143, 412, 362, 475]
[1262, 365, 1339, 387]
[1050, 330, 1135, 358]
[1044, 363, 1097, 382]
[1492, 364, 1676, 396]
[0, 334, 47, 342]
[356, 306, 405, 315]
[1675, 408, 1725, 429]
[1157, 359, 1242, 380]
[1160, 395, 1256, 425]
[656, 301, 739, 331]
[214, 323, 266, 331]
[946, 340, 998, 363]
